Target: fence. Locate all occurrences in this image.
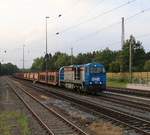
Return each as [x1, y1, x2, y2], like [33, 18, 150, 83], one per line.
[107, 72, 150, 84]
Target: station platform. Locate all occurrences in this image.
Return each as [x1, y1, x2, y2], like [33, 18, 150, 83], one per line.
[127, 83, 150, 91]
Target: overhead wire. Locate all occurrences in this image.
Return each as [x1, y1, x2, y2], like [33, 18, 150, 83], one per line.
[108, 32, 150, 49]
[136, 33, 150, 39]
[125, 7, 150, 21]
[46, 0, 82, 23]
[60, 0, 82, 17]
[68, 0, 106, 22]
[59, 0, 137, 34]
[74, 21, 121, 43]
[48, 0, 106, 37]
[88, 0, 105, 13]
[107, 8, 150, 47]
[70, 7, 150, 44]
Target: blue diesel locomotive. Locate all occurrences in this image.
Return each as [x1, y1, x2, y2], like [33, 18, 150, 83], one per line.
[59, 63, 106, 93]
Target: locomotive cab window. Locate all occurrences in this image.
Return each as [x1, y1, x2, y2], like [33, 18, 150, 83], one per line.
[90, 67, 105, 73]
[85, 67, 89, 73]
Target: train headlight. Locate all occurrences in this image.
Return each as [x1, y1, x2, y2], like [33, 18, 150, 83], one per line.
[99, 82, 102, 84]
[90, 82, 92, 84]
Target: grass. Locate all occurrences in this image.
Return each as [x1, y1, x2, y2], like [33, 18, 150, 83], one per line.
[17, 113, 30, 135]
[89, 121, 123, 135]
[107, 80, 127, 88]
[0, 111, 30, 135]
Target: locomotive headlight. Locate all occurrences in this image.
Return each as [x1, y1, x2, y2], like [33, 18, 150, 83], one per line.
[90, 82, 92, 84]
[99, 82, 102, 84]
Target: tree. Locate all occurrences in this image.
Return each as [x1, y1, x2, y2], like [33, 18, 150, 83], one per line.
[54, 53, 70, 69]
[109, 61, 120, 72]
[0, 63, 1, 75]
[145, 51, 150, 61]
[94, 48, 117, 71]
[121, 35, 146, 72]
[29, 36, 148, 73]
[75, 53, 93, 64]
[144, 60, 150, 71]
[31, 57, 44, 71]
[0, 63, 19, 75]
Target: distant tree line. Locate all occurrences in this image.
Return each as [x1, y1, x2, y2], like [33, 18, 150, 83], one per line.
[0, 63, 19, 75]
[31, 35, 150, 72]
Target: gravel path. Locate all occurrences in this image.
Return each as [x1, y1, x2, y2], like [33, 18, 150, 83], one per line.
[0, 76, 47, 135]
[31, 81, 150, 121]
[29, 81, 149, 121]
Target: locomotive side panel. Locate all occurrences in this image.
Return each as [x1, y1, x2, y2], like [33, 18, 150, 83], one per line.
[64, 67, 75, 81]
[79, 67, 85, 82]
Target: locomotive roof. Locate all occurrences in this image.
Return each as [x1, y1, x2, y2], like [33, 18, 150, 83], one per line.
[84, 63, 104, 67]
[59, 63, 104, 69]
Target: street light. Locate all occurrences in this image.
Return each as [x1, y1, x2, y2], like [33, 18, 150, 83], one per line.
[45, 15, 61, 82]
[129, 42, 132, 83]
[0, 50, 7, 63]
[23, 44, 25, 71]
[58, 14, 62, 18]
[45, 16, 50, 83]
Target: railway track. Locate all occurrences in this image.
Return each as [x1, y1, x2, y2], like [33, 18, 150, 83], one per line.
[7, 78, 88, 135]
[99, 93, 150, 112]
[11, 77, 150, 134]
[107, 87, 150, 97]
[14, 79, 150, 135]
[14, 77, 150, 112]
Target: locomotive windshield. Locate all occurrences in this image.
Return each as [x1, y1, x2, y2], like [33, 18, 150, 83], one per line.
[90, 67, 105, 73]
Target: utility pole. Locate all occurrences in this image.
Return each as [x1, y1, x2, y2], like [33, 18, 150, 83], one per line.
[71, 47, 73, 65]
[129, 41, 132, 83]
[121, 17, 125, 48]
[23, 44, 25, 71]
[120, 17, 125, 72]
[45, 16, 50, 83]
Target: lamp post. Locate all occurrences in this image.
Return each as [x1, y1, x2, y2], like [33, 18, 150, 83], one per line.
[71, 47, 73, 65]
[0, 50, 7, 63]
[45, 16, 50, 83]
[23, 44, 25, 71]
[45, 15, 62, 82]
[129, 40, 132, 83]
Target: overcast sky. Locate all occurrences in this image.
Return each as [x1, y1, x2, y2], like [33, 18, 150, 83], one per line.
[0, 0, 150, 68]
